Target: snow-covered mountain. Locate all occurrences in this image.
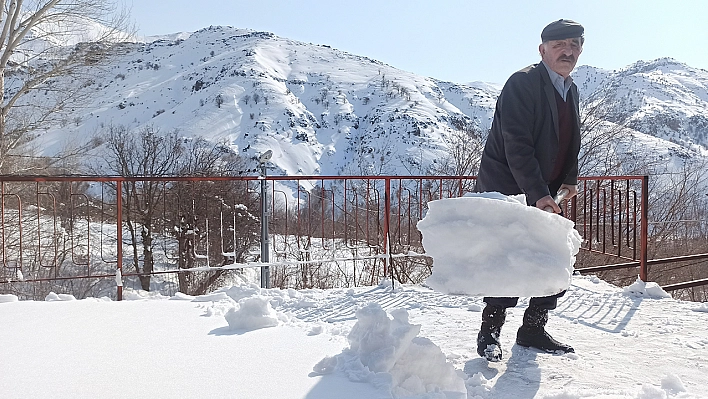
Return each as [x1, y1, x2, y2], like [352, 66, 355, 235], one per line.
[576, 58, 708, 153]
[24, 26, 495, 176]
[572, 59, 708, 179]
[13, 26, 708, 177]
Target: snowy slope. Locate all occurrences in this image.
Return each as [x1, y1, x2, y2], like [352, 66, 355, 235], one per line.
[23, 26, 495, 177]
[6, 26, 708, 182]
[574, 59, 708, 155]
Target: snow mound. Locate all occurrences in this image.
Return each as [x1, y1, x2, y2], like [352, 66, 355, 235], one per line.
[660, 373, 687, 394]
[418, 192, 582, 297]
[225, 296, 280, 331]
[45, 292, 76, 301]
[169, 292, 196, 301]
[222, 283, 263, 302]
[0, 294, 19, 303]
[638, 373, 689, 398]
[314, 303, 466, 398]
[122, 289, 171, 300]
[623, 277, 672, 299]
[192, 292, 231, 302]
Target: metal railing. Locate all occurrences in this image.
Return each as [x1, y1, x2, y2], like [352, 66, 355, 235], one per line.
[0, 174, 706, 300]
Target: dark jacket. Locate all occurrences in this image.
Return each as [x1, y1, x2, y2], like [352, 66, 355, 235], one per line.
[476, 63, 581, 205]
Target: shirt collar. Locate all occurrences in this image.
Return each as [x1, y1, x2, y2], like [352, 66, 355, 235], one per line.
[541, 61, 573, 101]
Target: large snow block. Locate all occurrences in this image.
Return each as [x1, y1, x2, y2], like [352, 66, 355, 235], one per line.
[417, 192, 582, 297]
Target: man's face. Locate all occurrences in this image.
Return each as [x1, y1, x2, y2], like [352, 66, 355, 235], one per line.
[539, 38, 583, 78]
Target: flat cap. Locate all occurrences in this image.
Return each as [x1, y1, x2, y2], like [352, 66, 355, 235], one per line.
[541, 19, 584, 42]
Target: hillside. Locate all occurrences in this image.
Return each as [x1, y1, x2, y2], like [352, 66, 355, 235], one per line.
[21, 26, 495, 177]
[7, 26, 708, 178]
[588, 58, 708, 150]
[574, 59, 708, 178]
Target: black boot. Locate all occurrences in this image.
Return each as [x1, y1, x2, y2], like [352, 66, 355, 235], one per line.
[477, 305, 506, 362]
[516, 305, 574, 353]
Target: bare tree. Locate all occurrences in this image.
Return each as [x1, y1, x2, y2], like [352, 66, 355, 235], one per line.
[646, 160, 708, 258]
[576, 81, 639, 176]
[0, 0, 131, 171]
[431, 121, 484, 178]
[102, 125, 182, 290]
[100, 124, 259, 294]
[167, 136, 259, 295]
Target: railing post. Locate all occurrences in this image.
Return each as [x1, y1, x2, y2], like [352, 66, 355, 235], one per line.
[639, 175, 649, 282]
[116, 179, 123, 301]
[1, 182, 5, 270]
[383, 177, 392, 284]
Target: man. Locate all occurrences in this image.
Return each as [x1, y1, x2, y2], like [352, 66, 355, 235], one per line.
[474, 19, 584, 362]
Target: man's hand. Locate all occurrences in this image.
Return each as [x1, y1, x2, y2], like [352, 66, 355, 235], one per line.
[536, 195, 560, 213]
[560, 184, 578, 200]
[536, 185, 578, 214]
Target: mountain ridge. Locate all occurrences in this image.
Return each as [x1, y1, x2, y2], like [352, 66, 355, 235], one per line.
[11, 25, 708, 177]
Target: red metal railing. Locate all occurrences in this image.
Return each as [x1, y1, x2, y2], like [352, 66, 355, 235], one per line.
[0, 175, 706, 300]
[572, 176, 649, 279]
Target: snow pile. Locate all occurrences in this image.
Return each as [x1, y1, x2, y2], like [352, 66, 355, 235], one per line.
[222, 282, 263, 302]
[314, 303, 466, 398]
[636, 373, 688, 398]
[418, 192, 582, 297]
[122, 288, 171, 300]
[170, 292, 196, 300]
[45, 292, 76, 301]
[225, 296, 282, 331]
[192, 291, 232, 302]
[623, 277, 672, 299]
[660, 374, 688, 395]
[694, 302, 708, 312]
[0, 294, 19, 303]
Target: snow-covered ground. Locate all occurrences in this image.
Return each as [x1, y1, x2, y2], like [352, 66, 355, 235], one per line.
[1, 193, 707, 399]
[1, 275, 707, 398]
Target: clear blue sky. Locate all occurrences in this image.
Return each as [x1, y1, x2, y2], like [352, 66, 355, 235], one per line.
[128, 0, 708, 85]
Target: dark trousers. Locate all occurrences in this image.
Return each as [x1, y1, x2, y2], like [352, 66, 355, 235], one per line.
[483, 290, 566, 310]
